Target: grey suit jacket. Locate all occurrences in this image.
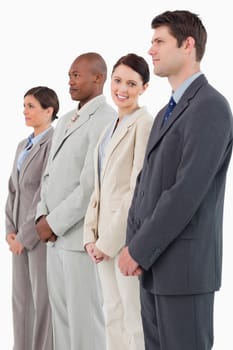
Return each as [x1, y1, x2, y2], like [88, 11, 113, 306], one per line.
[36, 95, 117, 251]
[126, 74, 233, 295]
[5, 127, 54, 250]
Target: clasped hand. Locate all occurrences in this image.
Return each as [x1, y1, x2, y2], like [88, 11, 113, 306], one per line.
[6, 232, 24, 255]
[85, 242, 109, 263]
[35, 216, 57, 242]
[118, 247, 142, 276]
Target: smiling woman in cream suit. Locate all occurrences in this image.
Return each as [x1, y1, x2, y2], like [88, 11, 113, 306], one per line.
[84, 53, 153, 350]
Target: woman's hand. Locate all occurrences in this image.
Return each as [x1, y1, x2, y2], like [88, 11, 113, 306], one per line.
[6, 232, 24, 255]
[93, 245, 110, 262]
[85, 242, 110, 263]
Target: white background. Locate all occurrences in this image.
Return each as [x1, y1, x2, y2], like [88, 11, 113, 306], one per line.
[0, 1, 232, 348]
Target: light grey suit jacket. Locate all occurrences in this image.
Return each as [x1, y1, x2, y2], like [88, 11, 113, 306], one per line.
[5, 127, 54, 250]
[36, 95, 117, 251]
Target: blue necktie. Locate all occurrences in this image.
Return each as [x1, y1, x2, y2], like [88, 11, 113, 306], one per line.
[162, 96, 176, 125]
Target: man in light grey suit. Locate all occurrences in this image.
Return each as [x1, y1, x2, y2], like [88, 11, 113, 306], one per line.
[119, 10, 233, 350]
[35, 52, 117, 350]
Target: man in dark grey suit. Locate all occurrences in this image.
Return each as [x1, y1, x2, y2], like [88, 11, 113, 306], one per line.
[119, 10, 233, 350]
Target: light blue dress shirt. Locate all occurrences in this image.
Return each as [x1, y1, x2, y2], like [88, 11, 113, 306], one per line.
[173, 71, 202, 103]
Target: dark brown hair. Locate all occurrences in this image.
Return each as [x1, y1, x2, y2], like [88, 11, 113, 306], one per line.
[151, 10, 207, 61]
[24, 86, 59, 121]
[112, 53, 150, 85]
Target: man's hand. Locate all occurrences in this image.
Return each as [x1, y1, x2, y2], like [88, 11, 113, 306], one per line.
[36, 216, 55, 242]
[118, 246, 142, 276]
[48, 233, 57, 242]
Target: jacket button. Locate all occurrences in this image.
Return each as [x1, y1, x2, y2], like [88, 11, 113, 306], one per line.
[92, 200, 97, 208]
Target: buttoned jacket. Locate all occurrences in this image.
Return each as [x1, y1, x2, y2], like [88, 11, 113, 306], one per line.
[127, 75, 233, 295]
[84, 106, 153, 257]
[5, 127, 54, 250]
[36, 95, 117, 250]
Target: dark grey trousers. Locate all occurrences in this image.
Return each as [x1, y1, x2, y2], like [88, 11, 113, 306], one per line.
[140, 286, 214, 350]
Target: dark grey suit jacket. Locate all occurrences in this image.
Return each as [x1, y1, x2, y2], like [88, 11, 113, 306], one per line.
[126, 74, 233, 295]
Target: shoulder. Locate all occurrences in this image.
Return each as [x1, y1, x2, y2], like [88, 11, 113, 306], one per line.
[41, 127, 54, 142]
[192, 83, 232, 128]
[133, 107, 153, 130]
[95, 102, 117, 120]
[137, 106, 153, 121]
[56, 109, 76, 128]
[14, 136, 28, 154]
[17, 138, 27, 149]
[90, 102, 117, 129]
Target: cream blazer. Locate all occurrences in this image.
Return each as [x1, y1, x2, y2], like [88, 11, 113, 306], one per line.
[83, 106, 153, 257]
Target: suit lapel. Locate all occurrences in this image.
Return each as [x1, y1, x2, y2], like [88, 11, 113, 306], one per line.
[51, 96, 106, 160]
[146, 75, 208, 159]
[52, 111, 92, 159]
[19, 143, 41, 180]
[19, 128, 53, 181]
[147, 100, 188, 156]
[100, 108, 143, 181]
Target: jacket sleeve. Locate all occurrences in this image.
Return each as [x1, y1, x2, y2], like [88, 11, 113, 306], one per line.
[95, 115, 153, 257]
[5, 142, 24, 235]
[17, 140, 52, 250]
[83, 191, 99, 247]
[128, 97, 233, 270]
[5, 176, 17, 235]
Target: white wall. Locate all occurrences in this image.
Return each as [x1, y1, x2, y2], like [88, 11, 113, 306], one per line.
[0, 1, 232, 348]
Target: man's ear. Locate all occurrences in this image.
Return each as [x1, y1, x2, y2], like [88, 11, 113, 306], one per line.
[94, 73, 104, 83]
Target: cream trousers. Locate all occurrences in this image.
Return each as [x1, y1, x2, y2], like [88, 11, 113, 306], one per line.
[97, 254, 145, 350]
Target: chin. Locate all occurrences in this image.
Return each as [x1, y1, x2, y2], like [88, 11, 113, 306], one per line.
[70, 93, 77, 101]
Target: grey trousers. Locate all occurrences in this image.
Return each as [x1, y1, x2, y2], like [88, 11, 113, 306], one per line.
[12, 240, 52, 350]
[47, 245, 106, 350]
[140, 286, 214, 350]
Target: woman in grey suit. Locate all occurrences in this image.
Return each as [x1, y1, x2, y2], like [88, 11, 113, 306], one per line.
[5, 86, 59, 350]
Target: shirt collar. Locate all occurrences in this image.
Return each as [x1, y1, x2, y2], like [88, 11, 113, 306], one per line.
[29, 126, 52, 146]
[173, 72, 203, 103]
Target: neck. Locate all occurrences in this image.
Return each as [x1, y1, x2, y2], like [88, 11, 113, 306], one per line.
[168, 64, 201, 91]
[33, 125, 51, 137]
[77, 92, 102, 109]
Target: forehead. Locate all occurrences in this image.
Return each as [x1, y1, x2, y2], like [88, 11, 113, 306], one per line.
[24, 94, 39, 104]
[69, 58, 92, 74]
[151, 25, 173, 40]
[112, 64, 142, 81]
